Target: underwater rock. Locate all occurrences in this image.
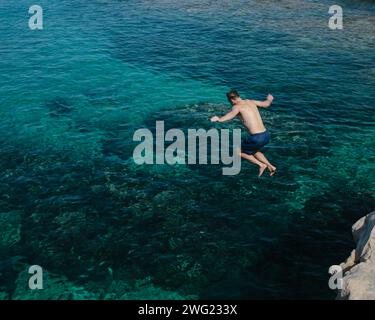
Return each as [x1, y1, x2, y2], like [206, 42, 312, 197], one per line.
[53, 211, 87, 229]
[46, 97, 74, 118]
[0, 211, 22, 248]
[123, 277, 196, 300]
[12, 268, 99, 300]
[0, 292, 9, 300]
[336, 211, 375, 300]
[0, 256, 25, 273]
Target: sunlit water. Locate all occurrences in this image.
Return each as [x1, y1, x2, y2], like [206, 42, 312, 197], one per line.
[0, 0, 374, 299]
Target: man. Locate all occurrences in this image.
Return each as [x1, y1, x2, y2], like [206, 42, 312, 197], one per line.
[211, 90, 276, 177]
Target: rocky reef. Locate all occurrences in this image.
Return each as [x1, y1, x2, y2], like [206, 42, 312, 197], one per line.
[336, 211, 375, 300]
[0, 101, 374, 299]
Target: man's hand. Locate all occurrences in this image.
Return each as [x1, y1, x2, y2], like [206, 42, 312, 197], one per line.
[252, 94, 274, 108]
[210, 116, 220, 122]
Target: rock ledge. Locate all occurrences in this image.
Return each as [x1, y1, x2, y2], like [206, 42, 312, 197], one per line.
[336, 211, 375, 300]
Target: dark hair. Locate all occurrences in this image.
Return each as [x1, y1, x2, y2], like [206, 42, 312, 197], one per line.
[226, 89, 240, 101]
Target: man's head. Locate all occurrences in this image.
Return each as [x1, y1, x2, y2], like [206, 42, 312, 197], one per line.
[226, 89, 240, 105]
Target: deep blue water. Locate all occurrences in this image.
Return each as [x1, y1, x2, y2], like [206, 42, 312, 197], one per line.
[0, 0, 374, 299]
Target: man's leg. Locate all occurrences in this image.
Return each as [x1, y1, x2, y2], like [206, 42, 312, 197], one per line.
[254, 151, 276, 176]
[240, 152, 267, 177]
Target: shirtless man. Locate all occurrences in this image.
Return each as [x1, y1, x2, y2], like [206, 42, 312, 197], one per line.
[210, 90, 276, 177]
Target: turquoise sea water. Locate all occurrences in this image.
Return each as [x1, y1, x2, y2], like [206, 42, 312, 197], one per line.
[0, 0, 374, 299]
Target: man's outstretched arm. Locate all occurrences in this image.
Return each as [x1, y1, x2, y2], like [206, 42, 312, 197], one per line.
[251, 94, 274, 108]
[210, 106, 240, 122]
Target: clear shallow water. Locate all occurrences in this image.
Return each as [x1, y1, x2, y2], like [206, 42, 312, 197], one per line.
[0, 0, 374, 299]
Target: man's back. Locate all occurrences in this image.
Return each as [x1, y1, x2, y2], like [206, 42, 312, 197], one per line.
[237, 100, 266, 134]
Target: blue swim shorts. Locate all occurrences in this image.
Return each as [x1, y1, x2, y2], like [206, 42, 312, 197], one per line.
[241, 130, 270, 155]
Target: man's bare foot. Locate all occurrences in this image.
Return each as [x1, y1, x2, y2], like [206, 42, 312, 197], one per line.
[259, 164, 267, 177]
[267, 165, 277, 176]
